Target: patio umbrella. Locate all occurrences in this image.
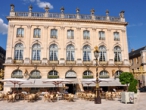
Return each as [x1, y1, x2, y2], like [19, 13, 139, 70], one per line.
[43, 78, 73, 87]
[0, 78, 28, 92]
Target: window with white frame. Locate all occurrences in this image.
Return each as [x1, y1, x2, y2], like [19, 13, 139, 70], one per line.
[50, 29, 57, 38]
[30, 70, 41, 79]
[114, 46, 122, 62]
[114, 32, 120, 41]
[99, 46, 106, 61]
[99, 70, 109, 78]
[67, 30, 74, 39]
[66, 45, 75, 61]
[83, 30, 90, 39]
[32, 44, 41, 60]
[17, 28, 24, 37]
[83, 45, 91, 61]
[99, 31, 105, 40]
[33, 28, 41, 38]
[83, 71, 92, 76]
[11, 70, 23, 78]
[49, 70, 58, 76]
[14, 43, 23, 60]
[49, 44, 58, 61]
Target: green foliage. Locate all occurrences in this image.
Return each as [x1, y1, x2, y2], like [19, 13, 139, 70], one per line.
[119, 72, 134, 85]
[48, 75, 59, 79]
[83, 75, 93, 79]
[128, 79, 138, 93]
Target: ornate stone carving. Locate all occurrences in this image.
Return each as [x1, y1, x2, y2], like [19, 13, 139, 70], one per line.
[45, 5, 49, 12]
[10, 4, 15, 12]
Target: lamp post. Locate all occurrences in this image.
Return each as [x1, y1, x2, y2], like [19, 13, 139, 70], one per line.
[94, 46, 101, 104]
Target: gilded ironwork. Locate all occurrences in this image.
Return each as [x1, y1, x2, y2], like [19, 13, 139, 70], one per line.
[0, 69, 4, 79]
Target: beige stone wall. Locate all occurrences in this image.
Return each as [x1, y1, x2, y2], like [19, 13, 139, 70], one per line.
[6, 20, 129, 62]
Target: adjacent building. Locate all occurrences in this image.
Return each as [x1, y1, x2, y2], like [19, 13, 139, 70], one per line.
[129, 46, 146, 88]
[4, 4, 130, 93]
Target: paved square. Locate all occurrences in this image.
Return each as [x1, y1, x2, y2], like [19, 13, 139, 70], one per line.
[0, 93, 145, 110]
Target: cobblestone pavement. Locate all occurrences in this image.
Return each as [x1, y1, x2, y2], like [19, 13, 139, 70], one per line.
[0, 93, 145, 110]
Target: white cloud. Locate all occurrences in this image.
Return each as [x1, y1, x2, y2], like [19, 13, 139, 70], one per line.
[23, 0, 53, 9]
[0, 18, 8, 35]
[37, 1, 53, 9]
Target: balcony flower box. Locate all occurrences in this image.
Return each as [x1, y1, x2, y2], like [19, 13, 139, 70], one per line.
[66, 61, 76, 65]
[32, 60, 41, 64]
[30, 75, 41, 79]
[99, 61, 108, 65]
[49, 60, 58, 64]
[99, 75, 110, 78]
[83, 75, 93, 79]
[11, 75, 23, 78]
[114, 61, 123, 65]
[83, 61, 92, 65]
[48, 75, 59, 79]
[13, 60, 23, 64]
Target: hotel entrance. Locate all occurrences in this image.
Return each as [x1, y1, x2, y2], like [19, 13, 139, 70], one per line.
[65, 70, 77, 94]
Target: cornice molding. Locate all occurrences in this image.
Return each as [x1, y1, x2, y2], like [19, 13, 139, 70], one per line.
[7, 17, 128, 26]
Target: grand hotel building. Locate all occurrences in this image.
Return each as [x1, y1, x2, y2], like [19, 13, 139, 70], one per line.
[4, 4, 130, 93]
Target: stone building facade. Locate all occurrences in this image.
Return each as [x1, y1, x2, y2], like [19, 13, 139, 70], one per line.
[4, 5, 130, 92]
[129, 47, 146, 88]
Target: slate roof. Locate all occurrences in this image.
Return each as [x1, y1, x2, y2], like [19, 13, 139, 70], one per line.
[129, 46, 146, 59]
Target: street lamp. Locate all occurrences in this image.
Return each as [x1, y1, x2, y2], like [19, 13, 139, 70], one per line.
[94, 46, 101, 104]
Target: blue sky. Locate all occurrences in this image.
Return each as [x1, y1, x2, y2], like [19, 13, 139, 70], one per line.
[0, 0, 146, 52]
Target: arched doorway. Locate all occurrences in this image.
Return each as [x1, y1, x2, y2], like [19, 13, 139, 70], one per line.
[65, 70, 77, 94]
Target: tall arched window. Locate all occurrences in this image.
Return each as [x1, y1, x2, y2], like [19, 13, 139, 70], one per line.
[11, 70, 23, 78]
[99, 31, 105, 40]
[50, 29, 57, 38]
[99, 46, 106, 61]
[14, 43, 23, 60]
[32, 44, 41, 60]
[83, 45, 91, 61]
[17, 28, 24, 37]
[83, 30, 90, 39]
[67, 30, 74, 39]
[48, 70, 59, 79]
[114, 32, 120, 41]
[30, 70, 41, 79]
[83, 70, 93, 79]
[49, 44, 58, 61]
[66, 45, 75, 61]
[114, 46, 122, 62]
[99, 70, 109, 78]
[33, 28, 41, 38]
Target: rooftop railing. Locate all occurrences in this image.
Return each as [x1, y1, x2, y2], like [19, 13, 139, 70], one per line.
[10, 5, 125, 22]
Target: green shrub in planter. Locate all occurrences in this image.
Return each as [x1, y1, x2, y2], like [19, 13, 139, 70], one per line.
[99, 75, 109, 78]
[83, 75, 93, 79]
[128, 79, 138, 93]
[48, 75, 59, 79]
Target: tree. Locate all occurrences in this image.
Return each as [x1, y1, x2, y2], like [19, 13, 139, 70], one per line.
[119, 72, 134, 91]
[128, 79, 138, 93]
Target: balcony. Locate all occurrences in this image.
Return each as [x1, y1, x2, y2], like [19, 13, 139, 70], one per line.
[31, 60, 41, 64]
[49, 60, 59, 65]
[83, 61, 92, 65]
[33, 35, 40, 38]
[16, 34, 24, 37]
[114, 61, 123, 65]
[50, 36, 57, 39]
[13, 60, 23, 64]
[66, 61, 76, 65]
